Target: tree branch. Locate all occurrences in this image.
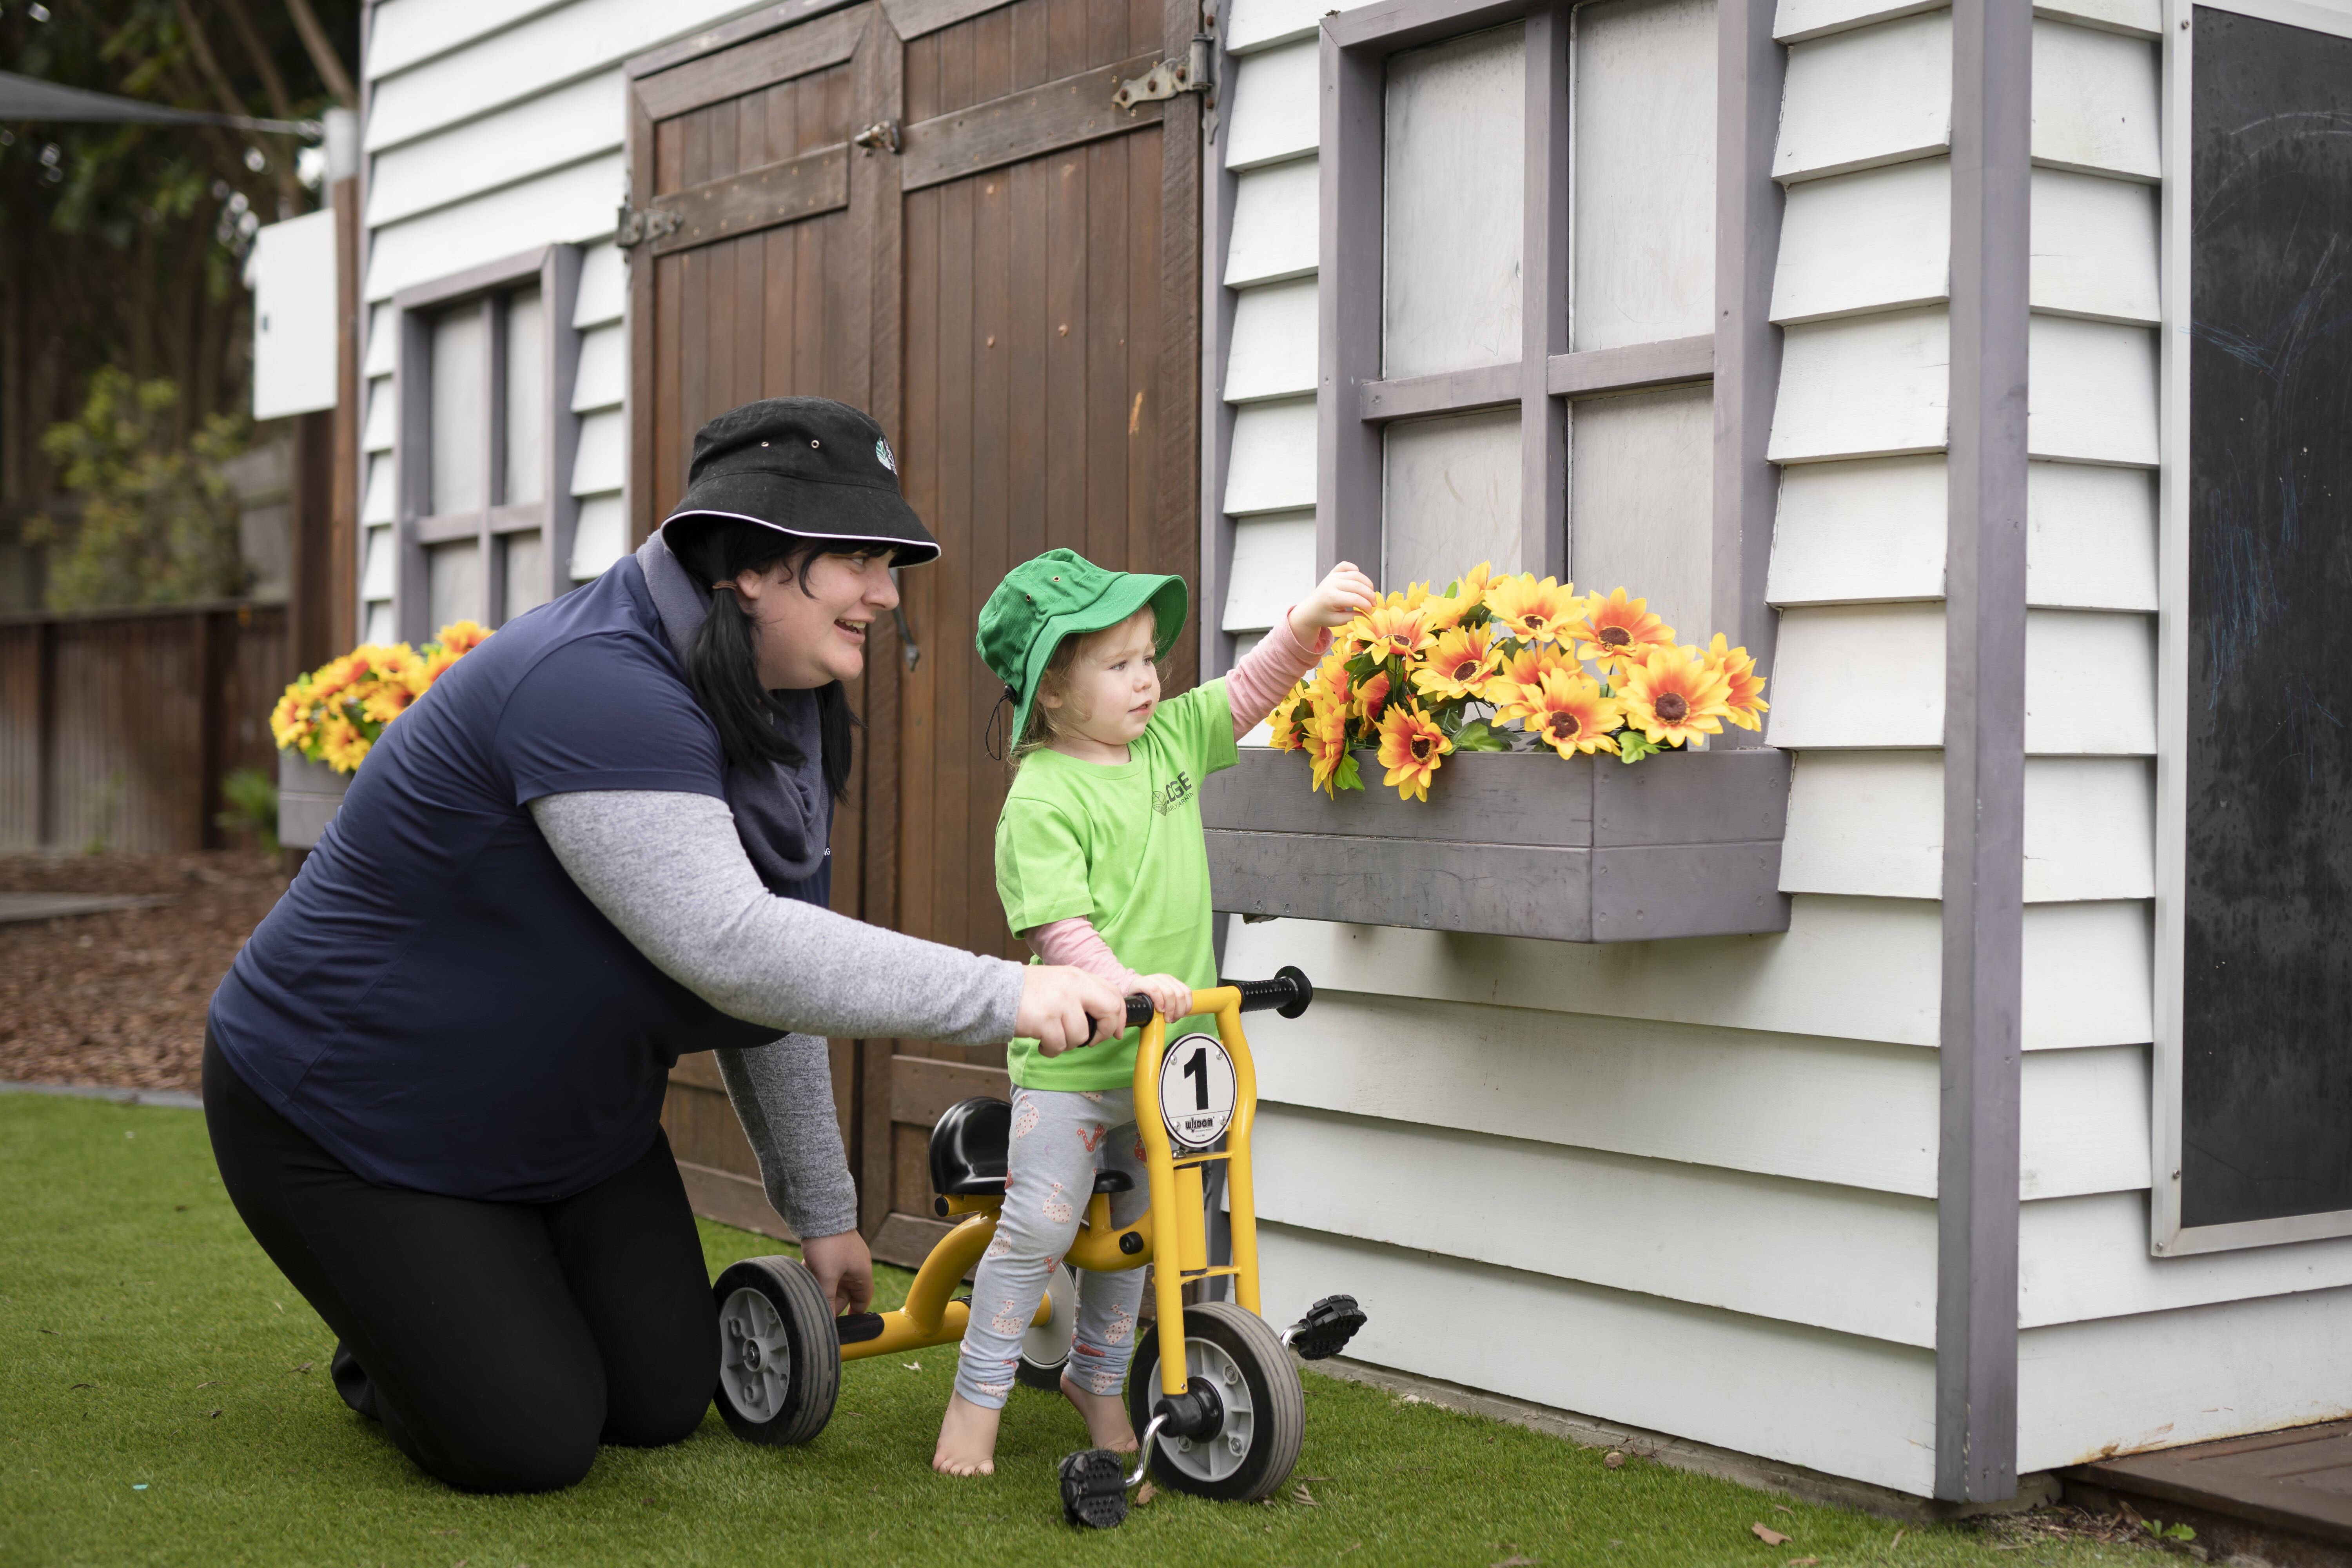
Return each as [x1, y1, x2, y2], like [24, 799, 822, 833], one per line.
[280, 0, 358, 110]
[174, 0, 303, 212]
[214, 0, 299, 123]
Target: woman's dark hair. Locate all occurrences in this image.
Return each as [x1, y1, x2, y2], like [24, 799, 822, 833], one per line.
[670, 521, 861, 799]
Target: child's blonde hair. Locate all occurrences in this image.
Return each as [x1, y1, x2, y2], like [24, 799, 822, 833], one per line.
[1010, 606, 1159, 766]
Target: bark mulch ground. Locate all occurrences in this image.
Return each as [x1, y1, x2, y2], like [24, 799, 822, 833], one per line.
[0, 850, 288, 1093]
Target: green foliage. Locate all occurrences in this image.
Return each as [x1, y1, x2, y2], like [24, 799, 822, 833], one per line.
[1615, 730, 1661, 764]
[2140, 1518, 2197, 1543]
[215, 766, 279, 855]
[25, 368, 249, 611]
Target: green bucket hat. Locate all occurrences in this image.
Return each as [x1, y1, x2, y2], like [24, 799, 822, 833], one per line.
[976, 548, 1189, 749]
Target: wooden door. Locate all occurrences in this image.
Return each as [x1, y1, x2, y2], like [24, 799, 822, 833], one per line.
[624, 0, 1200, 1257]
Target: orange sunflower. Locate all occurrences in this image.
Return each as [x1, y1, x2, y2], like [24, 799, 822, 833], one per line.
[1570, 588, 1676, 677]
[1355, 603, 1432, 665]
[1303, 691, 1357, 796]
[1617, 644, 1733, 747]
[1265, 686, 1310, 752]
[1412, 624, 1503, 702]
[1498, 668, 1623, 758]
[1483, 573, 1582, 644]
[1702, 633, 1770, 731]
[1356, 669, 1395, 724]
[1476, 642, 1576, 707]
[1376, 704, 1452, 802]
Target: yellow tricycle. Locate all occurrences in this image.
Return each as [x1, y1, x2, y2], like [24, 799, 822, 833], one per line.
[708, 966, 1366, 1527]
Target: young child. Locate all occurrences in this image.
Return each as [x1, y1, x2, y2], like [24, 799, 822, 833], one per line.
[934, 546, 1376, 1476]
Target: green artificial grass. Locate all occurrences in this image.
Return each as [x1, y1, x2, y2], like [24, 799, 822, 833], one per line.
[0, 1094, 2154, 1568]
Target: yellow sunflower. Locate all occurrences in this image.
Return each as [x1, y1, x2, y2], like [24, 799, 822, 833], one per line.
[1265, 686, 1310, 753]
[1617, 644, 1733, 747]
[1702, 633, 1770, 731]
[1303, 691, 1355, 797]
[1412, 623, 1503, 702]
[1376, 704, 1452, 802]
[1476, 643, 1576, 706]
[1483, 573, 1583, 644]
[1355, 603, 1432, 665]
[1570, 588, 1676, 677]
[1355, 668, 1396, 724]
[1499, 668, 1622, 758]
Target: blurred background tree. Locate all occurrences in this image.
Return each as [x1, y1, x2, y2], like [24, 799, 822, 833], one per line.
[0, 0, 360, 610]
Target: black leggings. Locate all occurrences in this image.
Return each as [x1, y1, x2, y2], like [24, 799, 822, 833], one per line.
[201, 1033, 716, 1492]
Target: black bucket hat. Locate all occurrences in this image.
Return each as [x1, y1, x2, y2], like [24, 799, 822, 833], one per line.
[659, 397, 940, 565]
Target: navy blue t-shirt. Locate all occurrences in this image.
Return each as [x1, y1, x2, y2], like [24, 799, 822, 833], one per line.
[210, 561, 816, 1203]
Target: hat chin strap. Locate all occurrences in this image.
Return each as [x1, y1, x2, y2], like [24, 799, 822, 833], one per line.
[984, 683, 1019, 762]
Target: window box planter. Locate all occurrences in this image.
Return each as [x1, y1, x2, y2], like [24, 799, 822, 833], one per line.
[1202, 745, 1790, 943]
[278, 752, 350, 850]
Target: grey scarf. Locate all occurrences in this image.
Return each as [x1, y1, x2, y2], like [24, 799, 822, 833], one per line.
[633, 532, 832, 893]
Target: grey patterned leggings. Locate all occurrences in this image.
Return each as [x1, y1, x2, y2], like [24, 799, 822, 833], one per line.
[953, 1085, 1152, 1410]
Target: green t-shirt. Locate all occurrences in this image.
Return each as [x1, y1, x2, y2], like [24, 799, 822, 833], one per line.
[995, 679, 1240, 1090]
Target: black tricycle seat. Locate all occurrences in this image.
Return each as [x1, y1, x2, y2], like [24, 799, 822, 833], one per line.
[928, 1096, 1133, 1198]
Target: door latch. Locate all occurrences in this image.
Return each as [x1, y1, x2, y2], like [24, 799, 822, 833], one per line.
[1112, 35, 1212, 109]
[615, 204, 682, 247]
[852, 119, 902, 154]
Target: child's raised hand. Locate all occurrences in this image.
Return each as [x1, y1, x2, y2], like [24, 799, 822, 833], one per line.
[1133, 973, 1197, 1022]
[1290, 562, 1377, 638]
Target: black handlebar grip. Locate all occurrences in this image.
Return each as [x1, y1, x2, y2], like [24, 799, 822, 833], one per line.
[1231, 965, 1314, 1018]
[1124, 994, 1156, 1029]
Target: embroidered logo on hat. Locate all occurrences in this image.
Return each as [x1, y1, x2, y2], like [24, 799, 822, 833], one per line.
[875, 437, 897, 472]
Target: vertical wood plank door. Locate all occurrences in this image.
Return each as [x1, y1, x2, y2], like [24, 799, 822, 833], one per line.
[625, 0, 1200, 1259]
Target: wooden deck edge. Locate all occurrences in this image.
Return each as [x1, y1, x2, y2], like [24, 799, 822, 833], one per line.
[2061, 1475, 2352, 1566]
[676, 1160, 798, 1246]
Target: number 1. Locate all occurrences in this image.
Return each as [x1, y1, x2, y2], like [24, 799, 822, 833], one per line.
[1182, 1047, 1209, 1110]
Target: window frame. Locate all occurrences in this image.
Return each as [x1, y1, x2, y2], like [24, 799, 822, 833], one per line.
[390, 244, 584, 641]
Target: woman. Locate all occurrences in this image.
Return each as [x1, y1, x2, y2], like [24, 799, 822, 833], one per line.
[203, 397, 1122, 1493]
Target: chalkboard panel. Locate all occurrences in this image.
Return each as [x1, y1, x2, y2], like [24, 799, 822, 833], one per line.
[2183, 6, 2352, 1230]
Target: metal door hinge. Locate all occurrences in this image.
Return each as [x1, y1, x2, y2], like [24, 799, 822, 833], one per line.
[852, 119, 902, 154]
[616, 204, 682, 247]
[1112, 35, 1212, 109]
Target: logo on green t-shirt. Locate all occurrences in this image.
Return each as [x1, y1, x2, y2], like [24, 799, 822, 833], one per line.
[1149, 770, 1196, 817]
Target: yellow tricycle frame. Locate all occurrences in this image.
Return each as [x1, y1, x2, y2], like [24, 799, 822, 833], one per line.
[836, 984, 1261, 1400]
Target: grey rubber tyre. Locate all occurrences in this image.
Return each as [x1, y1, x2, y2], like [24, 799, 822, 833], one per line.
[1015, 1264, 1079, 1392]
[1125, 1301, 1304, 1503]
[711, 1255, 840, 1445]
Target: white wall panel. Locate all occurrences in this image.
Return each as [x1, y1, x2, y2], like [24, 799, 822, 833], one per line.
[1782, 751, 2154, 901]
[365, 154, 624, 302]
[2031, 169, 2160, 324]
[361, 453, 397, 526]
[1771, 9, 1951, 183]
[1766, 602, 1945, 749]
[1253, 989, 2152, 1199]
[1258, 1225, 1939, 1497]
[359, 521, 395, 599]
[1227, 0, 1363, 53]
[364, 304, 396, 378]
[1570, 0, 1717, 350]
[573, 243, 626, 328]
[1768, 307, 1949, 463]
[2018, 1287, 2352, 1474]
[367, 71, 622, 227]
[367, 0, 748, 151]
[2025, 610, 2156, 754]
[1383, 25, 1525, 377]
[1772, 1, 1941, 45]
[363, 376, 396, 454]
[1224, 396, 1318, 514]
[2022, 1193, 2352, 1330]
[1223, 511, 1318, 632]
[570, 408, 626, 496]
[1383, 408, 1522, 589]
[570, 322, 626, 414]
[1256, 1106, 1941, 1345]
[1768, 454, 1945, 606]
[1225, 159, 1321, 287]
[1568, 384, 1714, 640]
[569, 493, 626, 581]
[2035, 0, 2161, 35]
[1769, 158, 1949, 325]
[2028, 316, 2160, 466]
[1223, 278, 1319, 402]
[1224, 40, 1320, 170]
[2029, 460, 2158, 611]
[370, 0, 567, 79]
[2021, 899, 2152, 1049]
[2030, 19, 2160, 180]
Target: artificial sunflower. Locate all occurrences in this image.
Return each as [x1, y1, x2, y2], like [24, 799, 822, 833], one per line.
[1354, 603, 1433, 666]
[1475, 643, 1572, 707]
[1265, 688, 1309, 753]
[1356, 669, 1396, 724]
[1570, 588, 1676, 677]
[1303, 691, 1356, 797]
[1376, 704, 1452, 802]
[1499, 668, 1622, 758]
[1413, 623, 1503, 702]
[1617, 644, 1733, 747]
[1703, 633, 1770, 731]
[1483, 573, 1583, 644]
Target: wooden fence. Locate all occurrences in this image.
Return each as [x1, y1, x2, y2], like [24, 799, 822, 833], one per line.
[0, 601, 290, 852]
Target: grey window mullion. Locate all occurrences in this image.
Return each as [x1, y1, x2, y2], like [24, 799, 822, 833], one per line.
[482, 294, 506, 626]
[1521, 0, 1570, 583]
[1318, 22, 1385, 581]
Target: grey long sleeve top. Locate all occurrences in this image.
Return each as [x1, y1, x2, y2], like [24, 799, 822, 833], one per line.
[530, 789, 1025, 1238]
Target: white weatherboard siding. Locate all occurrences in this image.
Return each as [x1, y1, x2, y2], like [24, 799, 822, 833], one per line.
[1223, 512, 1316, 633]
[1223, 38, 1319, 170]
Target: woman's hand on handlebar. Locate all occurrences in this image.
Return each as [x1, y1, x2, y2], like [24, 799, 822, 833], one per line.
[1132, 973, 1194, 1023]
[800, 1229, 875, 1316]
[1018, 965, 1126, 1057]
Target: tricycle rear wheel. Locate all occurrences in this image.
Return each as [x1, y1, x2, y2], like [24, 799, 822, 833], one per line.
[1125, 1301, 1303, 1502]
[711, 1255, 840, 1445]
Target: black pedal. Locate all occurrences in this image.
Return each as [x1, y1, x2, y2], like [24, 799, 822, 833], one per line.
[1286, 1294, 1367, 1361]
[1058, 1447, 1130, 1529]
[834, 1311, 886, 1345]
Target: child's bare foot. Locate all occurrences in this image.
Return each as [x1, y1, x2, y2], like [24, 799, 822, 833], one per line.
[1061, 1370, 1138, 1452]
[933, 1393, 1002, 1476]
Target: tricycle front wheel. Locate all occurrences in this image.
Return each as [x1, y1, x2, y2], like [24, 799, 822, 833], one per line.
[1126, 1301, 1303, 1502]
[711, 1256, 840, 1445]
